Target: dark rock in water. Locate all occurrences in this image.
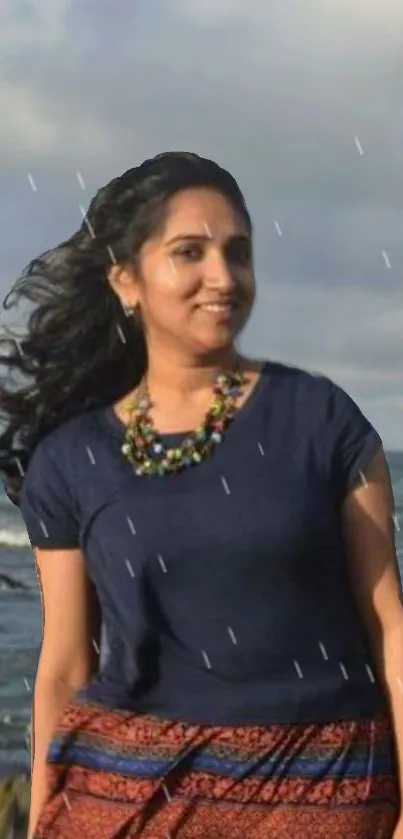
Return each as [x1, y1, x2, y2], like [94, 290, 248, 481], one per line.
[0, 775, 30, 839]
[0, 575, 30, 593]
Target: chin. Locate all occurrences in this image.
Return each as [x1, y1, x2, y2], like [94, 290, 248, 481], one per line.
[193, 331, 238, 356]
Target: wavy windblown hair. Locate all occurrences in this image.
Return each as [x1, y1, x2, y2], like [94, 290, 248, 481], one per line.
[0, 151, 252, 505]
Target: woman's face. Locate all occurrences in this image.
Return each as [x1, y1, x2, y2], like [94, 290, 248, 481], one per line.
[112, 187, 255, 359]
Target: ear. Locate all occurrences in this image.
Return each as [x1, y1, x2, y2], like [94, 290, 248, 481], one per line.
[107, 264, 139, 308]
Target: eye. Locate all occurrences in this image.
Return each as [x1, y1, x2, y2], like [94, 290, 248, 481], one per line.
[173, 243, 203, 262]
[227, 240, 252, 266]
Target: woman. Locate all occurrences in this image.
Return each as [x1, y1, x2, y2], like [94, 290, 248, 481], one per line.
[0, 151, 402, 838]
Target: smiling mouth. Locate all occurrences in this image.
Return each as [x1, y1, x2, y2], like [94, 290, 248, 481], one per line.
[198, 302, 238, 313]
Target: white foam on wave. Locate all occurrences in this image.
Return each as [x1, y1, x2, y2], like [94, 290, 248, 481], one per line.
[0, 528, 30, 548]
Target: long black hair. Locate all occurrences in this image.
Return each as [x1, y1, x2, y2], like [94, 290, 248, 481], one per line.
[0, 152, 252, 505]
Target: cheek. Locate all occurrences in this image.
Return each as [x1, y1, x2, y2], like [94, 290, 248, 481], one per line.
[150, 259, 199, 299]
[154, 258, 181, 291]
[237, 270, 255, 299]
[141, 264, 182, 312]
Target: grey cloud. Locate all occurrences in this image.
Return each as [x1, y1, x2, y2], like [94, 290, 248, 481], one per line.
[0, 0, 402, 444]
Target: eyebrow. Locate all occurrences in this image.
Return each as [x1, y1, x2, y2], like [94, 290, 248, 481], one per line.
[165, 233, 251, 246]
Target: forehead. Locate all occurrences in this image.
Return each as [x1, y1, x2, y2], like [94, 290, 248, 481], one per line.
[162, 188, 246, 237]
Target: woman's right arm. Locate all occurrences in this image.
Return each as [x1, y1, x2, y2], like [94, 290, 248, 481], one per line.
[28, 546, 100, 839]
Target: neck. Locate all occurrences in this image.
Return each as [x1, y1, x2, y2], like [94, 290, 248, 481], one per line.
[145, 346, 241, 397]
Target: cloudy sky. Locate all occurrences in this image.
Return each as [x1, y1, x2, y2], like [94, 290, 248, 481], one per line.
[1, 0, 402, 447]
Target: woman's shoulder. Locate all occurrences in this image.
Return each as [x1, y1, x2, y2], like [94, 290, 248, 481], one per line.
[262, 360, 379, 454]
[261, 358, 334, 398]
[259, 359, 354, 437]
[28, 408, 106, 476]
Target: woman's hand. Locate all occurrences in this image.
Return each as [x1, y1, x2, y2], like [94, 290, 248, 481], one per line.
[392, 815, 403, 838]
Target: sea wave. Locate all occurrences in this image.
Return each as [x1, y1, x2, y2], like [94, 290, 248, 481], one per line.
[0, 528, 30, 548]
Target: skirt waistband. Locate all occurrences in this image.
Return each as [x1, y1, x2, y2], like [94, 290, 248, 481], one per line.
[47, 697, 397, 783]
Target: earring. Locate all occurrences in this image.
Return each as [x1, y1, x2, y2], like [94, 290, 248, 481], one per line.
[122, 301, 142, 326]
[122, 301, 135, 317]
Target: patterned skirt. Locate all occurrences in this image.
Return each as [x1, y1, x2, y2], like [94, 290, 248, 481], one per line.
[33, 696, 399, 839]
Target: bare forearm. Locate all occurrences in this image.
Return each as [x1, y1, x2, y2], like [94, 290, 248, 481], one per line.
[370, 622, 403, 802]
[28, 677, 77, 839]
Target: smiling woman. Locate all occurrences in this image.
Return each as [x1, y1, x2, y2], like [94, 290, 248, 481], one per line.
[107, 186, 255, 403]
[0, 151, 400, 839]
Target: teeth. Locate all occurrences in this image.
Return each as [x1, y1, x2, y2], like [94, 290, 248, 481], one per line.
[201, 304, 233, 312]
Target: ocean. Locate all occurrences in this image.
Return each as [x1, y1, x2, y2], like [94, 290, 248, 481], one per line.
[1, 453, 403, 776]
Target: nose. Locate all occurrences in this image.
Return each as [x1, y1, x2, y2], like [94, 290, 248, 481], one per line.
[204, 249, 235, 292]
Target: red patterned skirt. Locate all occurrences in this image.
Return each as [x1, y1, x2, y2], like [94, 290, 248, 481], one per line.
[33, 696, 399, 838]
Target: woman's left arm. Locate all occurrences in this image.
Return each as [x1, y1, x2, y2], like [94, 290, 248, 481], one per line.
[341, 447, 403, 804]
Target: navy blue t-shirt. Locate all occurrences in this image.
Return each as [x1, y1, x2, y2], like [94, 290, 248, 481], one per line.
[19, 361, 388, 725]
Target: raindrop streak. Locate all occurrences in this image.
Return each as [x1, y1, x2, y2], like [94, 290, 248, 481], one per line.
[318, 641, 328, 661]
[221, 476, 231, 495]
[27, 173, 37, 191]
[162, 784, 172, 803]
[15, 458, 25, 477]
[125, 559, 135, 578]
[117, 325, 127, 344]
[227, 626, 237, 645]
[359, 471, 368, 488]
[86, 446, 96, 465]
[126, 517, 136, 535]
[107, 245, 117, 264]
[76, 171, 86, 189]
[158, 554, 168, 573]
[392, 514, 401, 532]
[39, 520, 49, 539]
[168, 256, 177, 274]
[202, 650, 212, 669]
[293, 660, 303, 679]
[79, 205, 96, 239]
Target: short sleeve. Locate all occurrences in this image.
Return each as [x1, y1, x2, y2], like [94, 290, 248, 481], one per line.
[324, 379, 383, 506]
[19, 438, 80, 549]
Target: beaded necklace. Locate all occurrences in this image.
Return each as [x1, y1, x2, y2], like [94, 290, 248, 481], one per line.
[121, 367, 248, 476]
